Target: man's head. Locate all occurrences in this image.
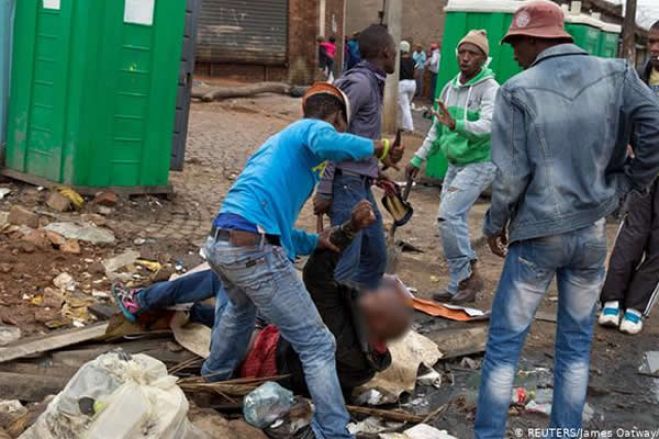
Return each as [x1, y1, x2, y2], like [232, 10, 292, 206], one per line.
[457, 30, 489, 79]
[360, 275, 413, 342]
[358, 24, 397, 74]
[502, 0, 573, 69]
[650, 21, 659, 70]
[415, 44, 423, 53]
[329, 36, 337, 44]
[302, 83, 350, 132]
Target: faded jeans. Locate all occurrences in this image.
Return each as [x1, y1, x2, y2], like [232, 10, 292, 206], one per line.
[136, 269, 226, 326]
[439, 162, 496, 294]
[331, 173, 387, 290]
[201, 237, 353, 439]
[475, 221, 607, 438]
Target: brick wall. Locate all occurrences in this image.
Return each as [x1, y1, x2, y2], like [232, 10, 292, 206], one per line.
[346, 0, 446, 49]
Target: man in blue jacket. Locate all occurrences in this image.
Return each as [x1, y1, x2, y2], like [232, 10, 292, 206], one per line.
[202, 83, 403, 439]
[475, 2, 659, 438]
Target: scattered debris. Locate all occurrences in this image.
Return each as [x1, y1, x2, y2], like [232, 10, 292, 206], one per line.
[381, 424, 458, 439]
[417, 368, 442, 389]
[347, 416, 404, 435]
[0, 400, 26, 430]
[96, 206, 113, 216]
[53, 273, 76, 292]
[102, 250, 140, 274]
[412, 297, 489, 322]
[45, 192, 72, 213]
[189, 406, 268, 439]
[460, 357, 481, 370]
[57, 187, 84, 209]
[644, 351, 659, 374]
[44, 222, 115, 245]
[45, 230, 66, 247]
[21, 230, 50, 249]
[0, 326, 21, 347]
[426, 324, 488, 360]
[80, 213, 107, 227]
[136, 259, 163, 272]
[8, 206, 39, 228]
[133, 237, 146, 246]
[93, 191, 119, 207]
[243, 382, 295, 429]
[356, 331, 442, 405]
[0, 188, 11, 200]
[61, 239, 81, 254]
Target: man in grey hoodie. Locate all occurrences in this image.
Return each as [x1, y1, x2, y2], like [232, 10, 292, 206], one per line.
[406, 30, 499, 304]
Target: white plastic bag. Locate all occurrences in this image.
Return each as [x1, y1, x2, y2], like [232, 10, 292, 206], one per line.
[21, 351, 199, 439]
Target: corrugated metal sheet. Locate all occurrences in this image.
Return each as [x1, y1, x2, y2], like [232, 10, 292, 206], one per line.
[197, 0, 288, 65]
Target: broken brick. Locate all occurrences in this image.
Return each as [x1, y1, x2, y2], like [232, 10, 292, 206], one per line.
[8, 206, 39, 228]
[46, 192, 72, 213]
[93, 191, 119, 207]
[61, 240, 81, 255]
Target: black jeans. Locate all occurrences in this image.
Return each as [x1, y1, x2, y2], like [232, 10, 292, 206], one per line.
[601, 179, 659, 316]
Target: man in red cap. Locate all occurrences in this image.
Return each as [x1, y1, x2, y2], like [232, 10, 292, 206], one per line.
[476, 1, 659, 437]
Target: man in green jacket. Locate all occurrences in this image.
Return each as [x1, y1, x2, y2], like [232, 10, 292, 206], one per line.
[406, 30, 499, 304]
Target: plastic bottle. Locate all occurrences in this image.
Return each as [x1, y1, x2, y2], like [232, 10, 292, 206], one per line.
[243, 382, 295, 429]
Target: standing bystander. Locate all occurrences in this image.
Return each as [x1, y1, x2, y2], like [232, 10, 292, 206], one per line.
[406, 30, 498, 305]
[598, 20, 659, 335]
[413, 44, 427, 98]
[426, 43, 441, 102]
[475, 2, 659, 437]
[398, 40, 417, 132]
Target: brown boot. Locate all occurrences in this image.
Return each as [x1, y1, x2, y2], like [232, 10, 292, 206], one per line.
[432, 290, 454, 303]
[450, 262, 484, 305]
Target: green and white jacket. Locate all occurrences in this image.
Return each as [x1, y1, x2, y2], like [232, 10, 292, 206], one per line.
[411, 67, 499, 167]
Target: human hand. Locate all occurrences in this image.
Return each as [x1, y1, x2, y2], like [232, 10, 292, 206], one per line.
[405, 163, 420, 180]
[487, 230, 508, 258]
[317, 228, 341, 252]
[432, 100, 456, 130]
[350, 200, 376, 231]
[313, 194, 332, 216]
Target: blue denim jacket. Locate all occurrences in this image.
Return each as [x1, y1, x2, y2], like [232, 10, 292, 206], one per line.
[485, 44, 659, 242]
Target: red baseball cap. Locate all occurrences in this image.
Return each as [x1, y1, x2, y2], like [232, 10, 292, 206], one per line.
[502, 0, 573, 44]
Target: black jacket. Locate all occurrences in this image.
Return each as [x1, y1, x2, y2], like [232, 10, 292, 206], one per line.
[277, 226, 392, 399]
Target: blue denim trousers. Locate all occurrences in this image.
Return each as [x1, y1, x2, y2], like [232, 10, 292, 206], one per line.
[438, 162, 496, 294]
[330, 173, 387, 290]
[202, 237, 353, 439]
[475, 221, 607, 438]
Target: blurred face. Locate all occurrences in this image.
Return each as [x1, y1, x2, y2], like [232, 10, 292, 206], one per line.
[510, 37, 540, 70]
[649, 28, 659, 70]
[360, 279, 412, 342]
[457, 43, 486, 78]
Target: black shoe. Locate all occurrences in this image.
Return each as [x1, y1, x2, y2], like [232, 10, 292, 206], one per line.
[432, 291, 454, 303]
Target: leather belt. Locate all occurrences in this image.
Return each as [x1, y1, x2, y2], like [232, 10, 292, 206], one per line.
[209, 226, 280, 247]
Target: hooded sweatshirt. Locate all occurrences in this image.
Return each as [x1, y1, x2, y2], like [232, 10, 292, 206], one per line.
[411, 67, 499, 167]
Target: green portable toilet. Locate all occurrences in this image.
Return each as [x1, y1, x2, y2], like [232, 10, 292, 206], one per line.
[564, 12, 601, 56]
[5, 0, 186, 192]
[598, 21, 621, 58]
[426, 0, 521, 181]
[0, 0, 14, 151]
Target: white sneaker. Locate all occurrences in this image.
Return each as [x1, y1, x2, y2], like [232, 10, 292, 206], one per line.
[598, 302, 621, 328]
[619, 310, 643, 335]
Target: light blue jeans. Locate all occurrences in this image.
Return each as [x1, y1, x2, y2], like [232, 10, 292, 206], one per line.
[201, 237, 353, 439]
[475, 221, 607, 438]
[438, 162, 496, 294]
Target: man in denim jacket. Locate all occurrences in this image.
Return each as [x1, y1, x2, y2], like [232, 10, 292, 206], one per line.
[475, 2, 659, 438]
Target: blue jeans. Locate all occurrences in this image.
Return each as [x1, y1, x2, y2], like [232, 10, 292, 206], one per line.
[330, 173, 387, 290]
[136, 270, 227, 327]
[439, 162, 496, 294]
[475, 221, 607, 438]
[202, 237, 352, 439]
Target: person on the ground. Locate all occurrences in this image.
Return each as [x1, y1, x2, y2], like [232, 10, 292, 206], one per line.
[426, 43, 441, 102]
[114, 202, 412, 400]
[475, 2, 659, 437]
[598, 20, 659, 335]
[345, 33, 361, 71]
[314, 24, 399, 292]
[413, 44, 427, 98]
[406, 30, 499, 305]
[398, 41, 417, 132]
[202, 83, 403, 439]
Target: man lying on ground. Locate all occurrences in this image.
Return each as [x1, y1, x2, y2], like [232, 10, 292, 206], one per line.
[113, 201, 412, 399]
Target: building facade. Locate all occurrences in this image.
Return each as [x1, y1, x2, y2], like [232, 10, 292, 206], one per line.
[194, 0, 346, 85]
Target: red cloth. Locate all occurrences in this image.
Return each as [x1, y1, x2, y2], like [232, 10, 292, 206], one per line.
[239, 325, 280, 378]
[320, 42, 337, 59]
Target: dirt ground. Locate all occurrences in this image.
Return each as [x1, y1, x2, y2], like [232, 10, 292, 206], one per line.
[0, 91, 657, 437]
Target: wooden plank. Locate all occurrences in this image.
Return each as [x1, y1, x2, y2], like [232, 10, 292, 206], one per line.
[0, 372, 69, 402]
[426, 323, 488, 359]
[0, 323, 108, 364]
